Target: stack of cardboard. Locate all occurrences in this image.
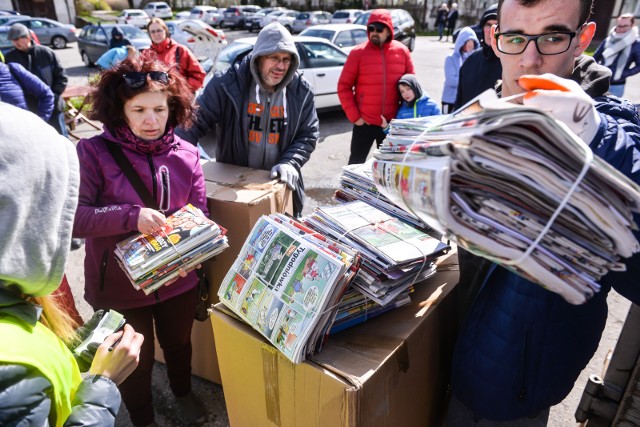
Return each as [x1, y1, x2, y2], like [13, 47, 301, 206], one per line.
[211, 250, 459, 426]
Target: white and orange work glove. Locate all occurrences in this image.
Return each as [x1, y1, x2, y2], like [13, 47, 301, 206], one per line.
[519, 74, 601, 144]
[271, 163, 299, 190]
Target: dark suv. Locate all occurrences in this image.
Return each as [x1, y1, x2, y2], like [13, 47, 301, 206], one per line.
[222, 5, 261, 29]
[354, 9, 416, 51]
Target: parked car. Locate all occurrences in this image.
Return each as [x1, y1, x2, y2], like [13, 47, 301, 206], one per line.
[144, 2, 173, 19]
[291, 11, 332, 34]
[77, 24, 151, 67]
[204, 8, 226, 28]
[276, 10, 300, 32]
[175, 10, 191, 19]
[3, 16, 76, 49]
[214, 35, 347, 110]
[0, 15, 25, 26]
[165, 19, 226, 64]
[331, 9, 363, 24]
[259, 10, 290, 29]
[299, 23, 367, 53]
[222, 5, 262, 30]
[354, 9, 416, 51]
[189, 5, 217, 21]
[116, 9, 150, 29]
[245, 7, 285, 32]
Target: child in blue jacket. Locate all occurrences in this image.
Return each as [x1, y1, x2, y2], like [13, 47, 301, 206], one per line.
[396, 74, 440, 119]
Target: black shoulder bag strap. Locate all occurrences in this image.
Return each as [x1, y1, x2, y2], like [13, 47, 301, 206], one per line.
[104, 140, 160, 211]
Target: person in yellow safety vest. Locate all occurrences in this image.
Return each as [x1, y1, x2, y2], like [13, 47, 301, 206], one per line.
[0, 102, 144, 427]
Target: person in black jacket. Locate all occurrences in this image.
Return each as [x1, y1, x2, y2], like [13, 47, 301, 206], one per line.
[6, 23, 69, 136]
[445, 3, 459, 42]
[454, 3, 502, 109]
[109, 26, 133, 49]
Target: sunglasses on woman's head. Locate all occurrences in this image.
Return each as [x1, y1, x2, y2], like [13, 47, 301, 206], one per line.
[122, 71, 170, 89]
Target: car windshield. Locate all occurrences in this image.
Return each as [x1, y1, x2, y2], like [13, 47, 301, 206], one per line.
[354, 12, 370, 25]
[300, 29, 335, 41]
[114, 26, 147, 39]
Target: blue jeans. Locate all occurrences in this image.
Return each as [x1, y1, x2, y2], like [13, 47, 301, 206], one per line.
[609, 83, 625, 98]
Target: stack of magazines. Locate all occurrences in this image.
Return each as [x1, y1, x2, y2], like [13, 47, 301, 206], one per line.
[305, 201, 450, 308]
[217, 213, 359, 363]
[115, 204, 228, 294]
[373, 90, 640, 305]
[334, 159, 432, 231]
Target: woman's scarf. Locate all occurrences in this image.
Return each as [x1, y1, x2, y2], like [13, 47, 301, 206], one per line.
[112, 125, 177, 155]
[601, 26, 638, 81]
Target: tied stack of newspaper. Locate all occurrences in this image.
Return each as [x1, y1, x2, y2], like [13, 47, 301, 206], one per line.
[334, 159, 433, 231]
[217, 213, 359, 363]
[304, 201, 450, 331]
[373, 90, 640, 305]
[115, 204, 228, 294]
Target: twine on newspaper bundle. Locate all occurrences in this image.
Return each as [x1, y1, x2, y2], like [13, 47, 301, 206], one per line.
[392, 98, 595, 267]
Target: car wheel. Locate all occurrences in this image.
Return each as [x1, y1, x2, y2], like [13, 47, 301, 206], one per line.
[81, 51, 94, 67]
[51, 36, 67, 49]
[409, 36, 415, 52]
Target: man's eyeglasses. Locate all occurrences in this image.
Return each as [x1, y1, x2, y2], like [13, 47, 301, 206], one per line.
[367, 24, 386, 33]
[494, 27, 582, 55]
[264, 55, 292, 66]
[122, 71, 170, 89]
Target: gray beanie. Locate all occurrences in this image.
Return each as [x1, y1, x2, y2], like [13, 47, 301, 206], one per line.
[7, 23, 30, 41]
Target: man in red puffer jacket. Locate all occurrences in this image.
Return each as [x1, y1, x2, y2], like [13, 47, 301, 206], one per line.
[338, 8, 415, 165]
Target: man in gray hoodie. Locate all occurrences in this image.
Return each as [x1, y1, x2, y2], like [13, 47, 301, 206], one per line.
[178, 22, 319, 216]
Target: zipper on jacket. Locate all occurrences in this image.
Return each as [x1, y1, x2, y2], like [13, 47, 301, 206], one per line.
[99, 251, 109, 291]
[519, 331, 529, 401]
[381, 48, 387, 117]
[158, 165, 170, 213]
[262, 93, 272, 167]
[146, 154, 158, 203]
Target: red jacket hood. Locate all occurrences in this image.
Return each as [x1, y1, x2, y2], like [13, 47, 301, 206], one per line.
[367, 9, 394, 41]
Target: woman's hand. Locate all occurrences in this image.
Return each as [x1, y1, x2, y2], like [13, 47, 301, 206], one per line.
[89, 324, 144, 385]
[163, 264, 202, 287]
[137, 208, 167, 235]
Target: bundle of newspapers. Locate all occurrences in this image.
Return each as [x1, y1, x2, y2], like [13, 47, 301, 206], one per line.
[335, 159, 432, 231]
[115, 204, 228, 294]
[373, 90, 640, 305]
[217, 213, 359, 363]
[305, 201, 450, 315]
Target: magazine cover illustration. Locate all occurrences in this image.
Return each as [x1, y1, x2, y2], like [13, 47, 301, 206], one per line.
[254, 292, 285, 338]
[239, 277, 268, 321]
[220, 272, 248, 307]
[280, 251, 337, 313]
[271, 306, 306, 359]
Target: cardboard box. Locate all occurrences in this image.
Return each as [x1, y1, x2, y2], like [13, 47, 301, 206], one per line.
[155, 161, 293, 384]
[211, 252, 459, 426]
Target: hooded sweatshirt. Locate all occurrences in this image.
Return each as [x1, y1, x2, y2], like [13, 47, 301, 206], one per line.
[442, 26, 479, 104]
[0, 103, 78, 297]
[109, 26, 132, 49]
[246, 22, 300, 170]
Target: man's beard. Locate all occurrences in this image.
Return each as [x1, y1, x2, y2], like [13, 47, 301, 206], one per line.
[370, 35, 384, 46]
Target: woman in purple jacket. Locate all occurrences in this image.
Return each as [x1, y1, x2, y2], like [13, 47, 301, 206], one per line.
[73, 55, 208, 427]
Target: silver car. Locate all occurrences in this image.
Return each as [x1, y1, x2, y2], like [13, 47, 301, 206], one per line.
[291, 11, 332, 34]
[5, 16, 76, 49]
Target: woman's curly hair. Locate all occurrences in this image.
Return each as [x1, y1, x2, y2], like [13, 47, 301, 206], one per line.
[87, 52, 195, 129]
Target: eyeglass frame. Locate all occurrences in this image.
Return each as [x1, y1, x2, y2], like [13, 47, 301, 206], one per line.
[493, 24, 585, 56]
[122, 71, 170, 89]
[263, 54, 293, 66]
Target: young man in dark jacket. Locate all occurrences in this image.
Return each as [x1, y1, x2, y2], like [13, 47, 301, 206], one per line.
[446, 0, 640, 425]
[177, 22, 318, 217]
[5, 23, 69, 136]
[337, 8, 415, 165]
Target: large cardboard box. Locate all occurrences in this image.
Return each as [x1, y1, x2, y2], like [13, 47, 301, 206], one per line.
[154, 162, 293, 384]
[211, 252, 459, 426]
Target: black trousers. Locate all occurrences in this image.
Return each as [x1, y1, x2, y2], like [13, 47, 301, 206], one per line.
[348, 123, 386, 165]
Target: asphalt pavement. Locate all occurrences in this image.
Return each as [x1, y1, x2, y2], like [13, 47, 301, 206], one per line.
[56, 33, 640, 426]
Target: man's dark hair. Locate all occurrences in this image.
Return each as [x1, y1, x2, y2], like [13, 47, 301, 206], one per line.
[497, 0, 594, 27]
